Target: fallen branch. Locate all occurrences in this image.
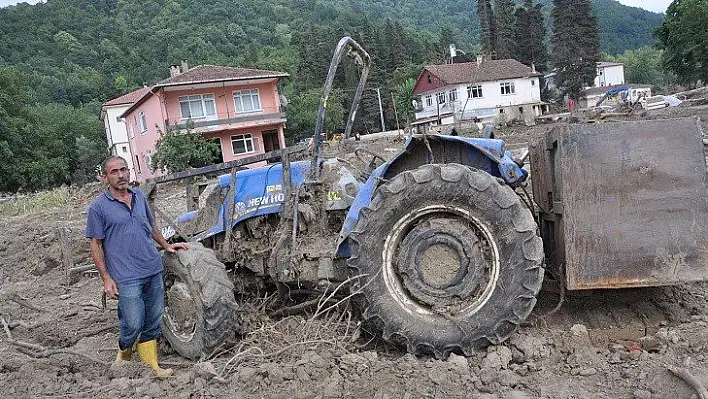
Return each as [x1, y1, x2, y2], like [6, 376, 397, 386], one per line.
[667, 364, 708, 399]
[3, 294, 46, 312]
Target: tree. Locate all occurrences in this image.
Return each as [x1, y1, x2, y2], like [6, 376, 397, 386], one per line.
[604, 47, 668, 89]
[393, 78, 416, 126]
[151, 128, 221, 173]
[655, 0, 708, 85]
[552, 0, 600, 101]
[493, 0, 516, 59]
[476, 0, 496, 55]
[514, 0, 549, 71]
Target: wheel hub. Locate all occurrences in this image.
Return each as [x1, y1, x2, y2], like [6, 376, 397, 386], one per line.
[382, 205, 500, 316]
[396, 217, 488, 308]
[164, 277, 198, 342]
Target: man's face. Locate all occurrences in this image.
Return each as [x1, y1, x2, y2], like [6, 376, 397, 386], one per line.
[102, 159, 130, 190]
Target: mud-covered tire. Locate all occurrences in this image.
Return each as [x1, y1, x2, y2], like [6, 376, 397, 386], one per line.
[162, 242, 237, 360]
[348, 163, 544, 358]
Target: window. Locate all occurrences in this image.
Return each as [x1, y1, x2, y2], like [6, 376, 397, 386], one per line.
[233, 89, 262, 113]
[179, 94, 216, 119]
[139, 112, 147, 134]
[425, 95, 433, 107]
[231, 134, 255, 155]
[448, 89, 458, 102]
[436, 92, 446, 105]
[427, 74, 432, 84]
[531, 79, 536, 86]
[500, 82, 516, 95]
[467, 85, 483, 98]
[122, 146, 128, 153]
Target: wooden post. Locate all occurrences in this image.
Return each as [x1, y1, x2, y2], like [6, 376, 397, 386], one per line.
[57, 227, 74, 292]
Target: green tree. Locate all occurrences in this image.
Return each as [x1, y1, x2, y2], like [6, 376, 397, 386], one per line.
[393, 78, 416, 126]
[655, 0, 708, 85]
[552, 0, 600, 101]
[284, 88, 346, 143]
[494, 0, 516, 59]
[151, 129, 221, 173]
[514, 0, 549, 71]
[476, 0, 497, 55]
[604, 47, 667, 88]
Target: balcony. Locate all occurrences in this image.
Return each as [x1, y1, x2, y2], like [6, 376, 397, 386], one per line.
[167, 105, 286, 133]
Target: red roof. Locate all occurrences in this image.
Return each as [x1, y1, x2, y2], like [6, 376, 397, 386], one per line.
[102, 86, 151, 107]
[413, 59, 541, 95]
[155, 65, 288, 87]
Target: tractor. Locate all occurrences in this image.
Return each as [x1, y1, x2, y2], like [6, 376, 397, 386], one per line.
[146, 37, 708, 360]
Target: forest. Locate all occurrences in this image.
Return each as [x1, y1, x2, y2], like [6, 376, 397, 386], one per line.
[0, 0, 673, 192]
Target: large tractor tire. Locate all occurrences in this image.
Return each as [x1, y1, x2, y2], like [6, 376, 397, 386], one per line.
[162, 242, 237, 360]
[348, 164, 544, 358]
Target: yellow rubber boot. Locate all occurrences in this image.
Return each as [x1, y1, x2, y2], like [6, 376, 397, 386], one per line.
[136, 340, 173, 378]
[115, 348, 132, 362]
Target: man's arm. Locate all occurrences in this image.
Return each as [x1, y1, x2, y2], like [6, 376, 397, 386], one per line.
[151, 225, 188, 253]
[89, 238, 119, 299]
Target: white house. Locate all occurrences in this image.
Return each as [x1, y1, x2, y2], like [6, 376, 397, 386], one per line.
[100, 87, 150, 179]
[595, 62, 625, 87]
[544, 62, 626, 91]
[412, 57, 546, 131]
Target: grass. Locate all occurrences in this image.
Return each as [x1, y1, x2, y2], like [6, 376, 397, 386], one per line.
[0, 186, 71, 217]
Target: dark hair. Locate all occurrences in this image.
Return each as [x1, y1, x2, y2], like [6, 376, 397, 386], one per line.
[101, 156, 128, 175]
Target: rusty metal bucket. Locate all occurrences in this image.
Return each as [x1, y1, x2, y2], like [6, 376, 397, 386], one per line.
[530, 117, 708, 290]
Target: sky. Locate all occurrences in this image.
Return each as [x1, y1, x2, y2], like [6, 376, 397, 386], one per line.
[0, 0, 673, 13]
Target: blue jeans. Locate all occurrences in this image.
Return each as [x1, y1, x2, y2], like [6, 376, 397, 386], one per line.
[116, 272, 164, 350]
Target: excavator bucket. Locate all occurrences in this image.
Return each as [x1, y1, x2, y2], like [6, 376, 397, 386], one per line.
[530, 117, 707, 290]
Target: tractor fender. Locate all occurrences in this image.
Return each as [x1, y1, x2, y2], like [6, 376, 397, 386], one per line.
[335, 134, 526, 258]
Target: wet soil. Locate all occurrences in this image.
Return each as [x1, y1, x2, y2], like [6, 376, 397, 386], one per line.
[1, 104, 707, 398]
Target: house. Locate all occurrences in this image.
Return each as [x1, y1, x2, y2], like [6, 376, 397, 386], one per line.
[545, 62, 626, 91]
[581, 83, 652, 109]
[116, 61, 289, 181]
[411, 57, 547, 131]
[100, 86, 150, 178]
[594, 62, 625, 87]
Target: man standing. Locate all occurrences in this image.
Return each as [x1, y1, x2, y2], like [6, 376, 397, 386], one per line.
[86, 156, 187, 378]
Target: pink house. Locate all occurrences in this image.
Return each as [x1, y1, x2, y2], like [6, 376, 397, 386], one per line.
[119, 62, 289, 181]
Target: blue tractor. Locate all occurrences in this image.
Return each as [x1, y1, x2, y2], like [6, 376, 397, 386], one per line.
[149, 38, 707, 360]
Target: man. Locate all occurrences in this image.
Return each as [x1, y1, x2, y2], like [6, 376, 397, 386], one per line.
[86, 156, 188, 378]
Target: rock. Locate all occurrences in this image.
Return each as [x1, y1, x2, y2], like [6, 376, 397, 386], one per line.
[640, 337, 666, 353]
[570, 324, 589, 338]
[479, 369, 498, 385]
[194, 361, 217, 380]
[176, 371, 193, 385]
[237, 367, 259, 383]
[193, 377, 206, 391]
[447, 353, 469, 373]
[578, 367, 597, 376]
[509, 334, 550, 362]
[507, 390, 532, 399]
[656, 328, 681, 345]
[497, 370, 520, 387]
[295, 366, 311, 382]
[633, 389, 652, 399]
[428, 366, 448, 385]
[322, 371, 343, 398]
[483, 346, 513, 370]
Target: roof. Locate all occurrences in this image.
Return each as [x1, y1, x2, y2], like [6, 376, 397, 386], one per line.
[584, 83, 652, 96]
[414, 59, 541, 95]
[102, 86, 151, 107]
[119, 65, 289, 118]
[155, 65, 288, 87]
[597, 61, 623, 68]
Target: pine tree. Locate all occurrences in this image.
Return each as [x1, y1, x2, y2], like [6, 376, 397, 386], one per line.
[494, 0, 516, 59]
[476, 0, 496, 55]
[514, 0, 549, 70]
[552, 0, 600, 101]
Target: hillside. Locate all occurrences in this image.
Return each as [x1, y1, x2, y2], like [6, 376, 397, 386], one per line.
[0, 0, 663, 106]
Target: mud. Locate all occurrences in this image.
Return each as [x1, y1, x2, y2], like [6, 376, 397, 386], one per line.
[1, 105, 707, 398]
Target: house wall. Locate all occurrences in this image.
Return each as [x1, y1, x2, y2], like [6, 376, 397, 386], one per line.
[124, 80, 287, 182]
[594, 65, 625, 87]
[125, 94, 164, 181]
[414, 77, 542, 121]
[161, 81, 281, 127]
[102, 105, 136, 177]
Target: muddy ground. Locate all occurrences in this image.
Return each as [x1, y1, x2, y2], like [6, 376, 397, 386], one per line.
[1, 104, 707, 398]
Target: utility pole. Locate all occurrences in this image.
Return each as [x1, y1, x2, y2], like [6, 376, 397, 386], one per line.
[375, 87, 385, 132]
[391, 91, 401, 132]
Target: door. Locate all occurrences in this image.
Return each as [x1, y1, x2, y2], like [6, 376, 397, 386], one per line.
[262, 129, 280, 153]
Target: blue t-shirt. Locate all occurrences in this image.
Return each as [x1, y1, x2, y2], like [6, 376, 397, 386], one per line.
[85, 188, 163, 283]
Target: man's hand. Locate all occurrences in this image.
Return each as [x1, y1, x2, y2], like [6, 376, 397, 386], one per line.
[165, 242, 189, 253]
[103, 277, 119, 299]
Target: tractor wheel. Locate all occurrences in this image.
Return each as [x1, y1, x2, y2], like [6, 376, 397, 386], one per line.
[162, 242, 237, 360]
[348, 164, 544, 358]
